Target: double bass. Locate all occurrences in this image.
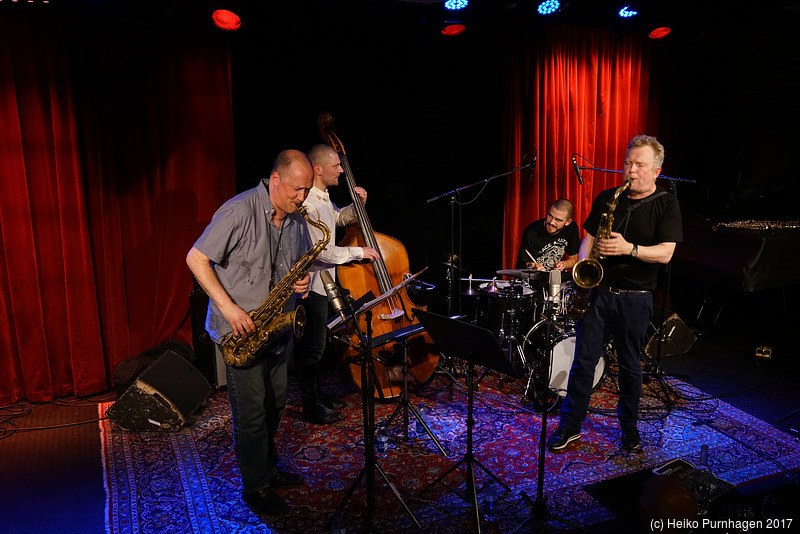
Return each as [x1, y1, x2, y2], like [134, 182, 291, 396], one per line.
[317, 112, 439, 399]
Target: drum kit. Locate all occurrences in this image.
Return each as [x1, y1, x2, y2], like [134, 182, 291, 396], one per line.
[461, 268, 608, 404]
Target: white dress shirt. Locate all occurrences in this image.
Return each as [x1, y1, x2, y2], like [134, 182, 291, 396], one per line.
[303, 186, 365, 295]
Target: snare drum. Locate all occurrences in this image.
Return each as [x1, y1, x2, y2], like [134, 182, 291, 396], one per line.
[478, 280, 534, 339]
[522, 322, 607, 397]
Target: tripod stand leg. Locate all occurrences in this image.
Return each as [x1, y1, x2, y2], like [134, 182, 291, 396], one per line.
[509, 318, 589, 533]
[375, 462, 421, 528]
[382, 340, 448, 456]
[337, 311, 421, 530]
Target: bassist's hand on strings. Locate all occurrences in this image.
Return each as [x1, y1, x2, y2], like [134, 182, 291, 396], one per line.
[353, 186, 367, 205]
[361, 247, 381, 262]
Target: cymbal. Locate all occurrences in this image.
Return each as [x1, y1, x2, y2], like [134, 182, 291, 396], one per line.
[496, 268, 547, 280]
[496, 269, 573, 282]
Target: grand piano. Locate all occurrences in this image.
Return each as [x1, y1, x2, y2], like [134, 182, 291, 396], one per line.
[672, 217, 800, 292]
[670, 216, 800, 356]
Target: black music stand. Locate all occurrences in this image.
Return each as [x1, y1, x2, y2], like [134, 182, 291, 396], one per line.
[374, 323, 448, 456]
[332, 282, 424, 531]
[413, 309, 521, 533]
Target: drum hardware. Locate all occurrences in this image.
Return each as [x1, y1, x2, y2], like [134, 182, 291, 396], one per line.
[461, 274, 478, 296]
[473, 279, 534, 388]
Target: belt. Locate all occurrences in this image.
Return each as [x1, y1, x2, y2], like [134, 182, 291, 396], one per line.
[598, 283, 650, 295]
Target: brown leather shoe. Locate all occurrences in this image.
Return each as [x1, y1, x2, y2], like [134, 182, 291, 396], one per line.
[242, 487, 290, 516]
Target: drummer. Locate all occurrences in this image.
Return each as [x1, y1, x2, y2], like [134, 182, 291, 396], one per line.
[515, 198, 580, 271]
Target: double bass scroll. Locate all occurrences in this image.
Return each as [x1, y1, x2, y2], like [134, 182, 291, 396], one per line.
[317, 111, 439, 399]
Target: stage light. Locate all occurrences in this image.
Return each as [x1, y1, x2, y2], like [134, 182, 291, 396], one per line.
[618, 6, 638, 18]
[649, 26, 671, 39]
[537, 0, 560, 16]
[441, 23, 466, 36]
[444, 0, 468, 10]
[212, 9, 241, 31]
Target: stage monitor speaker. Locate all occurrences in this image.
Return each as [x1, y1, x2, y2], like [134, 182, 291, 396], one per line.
[106, 350, 212, 432]
[644, 313, 696, 360]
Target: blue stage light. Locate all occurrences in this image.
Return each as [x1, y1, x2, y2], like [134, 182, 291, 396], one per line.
[444, 0, 469, 11]
[619, 6, 639, 18]
[537, 1, 560, 16]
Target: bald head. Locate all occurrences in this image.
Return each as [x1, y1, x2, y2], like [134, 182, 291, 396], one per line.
[307, 144, 344, 191]
[268, 149, 313, 221]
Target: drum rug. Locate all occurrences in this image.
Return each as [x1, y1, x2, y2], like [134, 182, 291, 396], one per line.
[99, 367, 800, 533]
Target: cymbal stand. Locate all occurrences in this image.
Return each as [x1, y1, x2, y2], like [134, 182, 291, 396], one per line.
[381, 327, 448, 456]
[510, 300, 586, 533]
[335, 308, 421, 531]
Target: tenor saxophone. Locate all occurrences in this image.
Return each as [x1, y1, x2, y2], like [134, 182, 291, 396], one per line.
[569, 178, 632, 319]
[220, 205, 330, 367]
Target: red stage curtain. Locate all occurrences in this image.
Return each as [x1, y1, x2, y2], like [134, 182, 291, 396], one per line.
[502, 25, 657, 269]
[0, 11, 235, 405]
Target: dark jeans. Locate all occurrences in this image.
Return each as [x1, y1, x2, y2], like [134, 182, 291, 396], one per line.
[225, 346, 287, 494]
[297, 291, 329, 409]
[560, 286, 652, 431]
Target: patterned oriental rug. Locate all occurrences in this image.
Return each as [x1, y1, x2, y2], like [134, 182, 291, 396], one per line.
[99, 364, 800, 533]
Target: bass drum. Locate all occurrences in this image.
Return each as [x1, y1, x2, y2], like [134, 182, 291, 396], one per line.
[521, 322, 607, 397]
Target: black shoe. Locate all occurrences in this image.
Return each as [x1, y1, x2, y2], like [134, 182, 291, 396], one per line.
[621, 426, 641, 451]
[242, 487, 290, 516]
[269, 469, 305, 489]
[547, 426, 581, 451]
[303, 403, 346, 425]
[319, 394, 347, 410]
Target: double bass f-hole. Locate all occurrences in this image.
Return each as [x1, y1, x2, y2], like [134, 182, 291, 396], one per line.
[316, 111, 437, 399]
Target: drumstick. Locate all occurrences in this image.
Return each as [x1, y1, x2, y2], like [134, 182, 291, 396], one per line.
[526, 250, 541, 270]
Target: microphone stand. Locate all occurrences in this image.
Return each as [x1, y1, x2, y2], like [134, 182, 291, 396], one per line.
[570, 153, 696, 184]
[427, 162, 536, 317]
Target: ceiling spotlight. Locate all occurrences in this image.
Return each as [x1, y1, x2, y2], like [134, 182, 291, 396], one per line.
[537, 0, 560, 16]
[212, 9, 241, 31]
[444, 0, 468, 10]
[441, 23, 466, 36]
[618, 6, 639, 18]
[649, 27, 672, 39]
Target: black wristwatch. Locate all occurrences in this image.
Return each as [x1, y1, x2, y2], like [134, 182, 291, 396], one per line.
[630, 244, 639, 258]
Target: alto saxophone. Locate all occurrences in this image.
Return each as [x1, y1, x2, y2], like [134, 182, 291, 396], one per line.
[569, 177, 633, 319]
[220, 205, 331, 367]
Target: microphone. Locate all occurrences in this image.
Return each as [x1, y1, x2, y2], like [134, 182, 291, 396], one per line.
[571, 154, 584, 185]
[528, 149, 538, 182]
[549, 269, 561, 306]
[320, 270, 347, 321]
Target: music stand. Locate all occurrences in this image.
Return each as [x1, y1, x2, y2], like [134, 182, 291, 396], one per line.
[332, 279, 424, 531]
[413, 309, 521, 533]
[374, 323, 448, 456]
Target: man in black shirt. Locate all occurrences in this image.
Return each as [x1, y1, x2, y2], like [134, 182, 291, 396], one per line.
[515, 198, 580, 271]
[547, 135, 682, 452]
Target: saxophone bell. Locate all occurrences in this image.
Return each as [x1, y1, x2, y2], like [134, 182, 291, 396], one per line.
[572, 258, 603, 290]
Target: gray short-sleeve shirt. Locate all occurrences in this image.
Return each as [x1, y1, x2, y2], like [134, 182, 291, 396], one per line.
[193, 179, 311, 342]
